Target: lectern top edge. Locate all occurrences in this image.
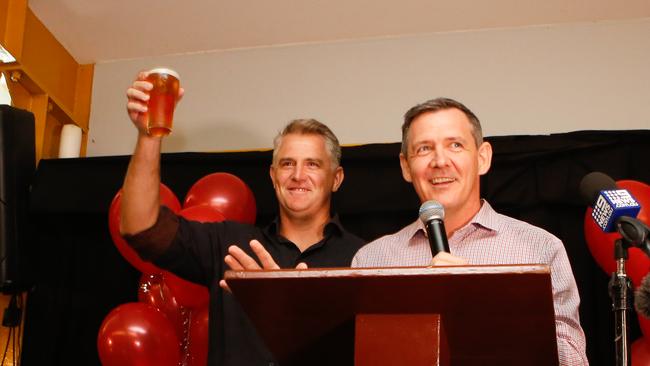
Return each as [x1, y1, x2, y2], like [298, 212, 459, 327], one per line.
[225, 263, 550, 280]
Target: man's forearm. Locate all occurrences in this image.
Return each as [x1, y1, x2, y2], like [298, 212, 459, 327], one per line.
[120, 134, 163, 235]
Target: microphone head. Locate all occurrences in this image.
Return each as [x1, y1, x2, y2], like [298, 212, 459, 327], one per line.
[419, 200, 445, 223]
[636, 274, 650, 318]
[579, 171, 617, 206]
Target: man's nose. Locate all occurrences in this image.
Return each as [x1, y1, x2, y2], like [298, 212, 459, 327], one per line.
[429, 147, 449, 168]
[291, 164, 305, 180]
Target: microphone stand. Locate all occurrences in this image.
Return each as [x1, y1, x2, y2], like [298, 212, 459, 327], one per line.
[610, 239, 632, 366]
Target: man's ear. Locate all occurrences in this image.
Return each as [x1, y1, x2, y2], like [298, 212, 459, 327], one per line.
[331, 166, 344, 192]
[269, 165, 278, 188]
[399, 153, 413, 182]
[477, 141, 493, 176]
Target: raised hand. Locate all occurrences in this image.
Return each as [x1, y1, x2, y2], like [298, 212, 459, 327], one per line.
[125, 71, 184, 134]
[219, 240, 308, 292]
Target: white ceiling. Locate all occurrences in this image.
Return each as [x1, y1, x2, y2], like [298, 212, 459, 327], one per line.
[28, 0, 650, 64]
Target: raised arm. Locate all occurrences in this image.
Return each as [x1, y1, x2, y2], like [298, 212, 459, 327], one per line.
[120, 72, 183, 235]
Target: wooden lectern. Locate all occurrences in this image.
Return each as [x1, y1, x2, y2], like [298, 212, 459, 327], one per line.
[225, 265, 559, 366]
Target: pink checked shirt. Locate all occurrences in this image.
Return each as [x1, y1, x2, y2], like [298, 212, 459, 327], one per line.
[352, 201, 588, 366]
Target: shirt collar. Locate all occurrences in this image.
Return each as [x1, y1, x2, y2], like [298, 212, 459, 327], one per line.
[406, 219, 428, 244]
[469, 200, 500, 232]
[407, 199, 500, 241]
[264, 214, 344, 238]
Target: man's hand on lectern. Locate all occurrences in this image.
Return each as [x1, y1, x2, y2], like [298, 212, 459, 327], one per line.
[219, 239, 308, 292]
[430, 251, 468, 266]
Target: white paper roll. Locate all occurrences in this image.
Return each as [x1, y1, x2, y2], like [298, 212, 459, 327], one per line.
[58, 124, 82, 158]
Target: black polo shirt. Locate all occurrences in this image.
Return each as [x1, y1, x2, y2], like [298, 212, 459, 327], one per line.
[129, 206, 365, 366]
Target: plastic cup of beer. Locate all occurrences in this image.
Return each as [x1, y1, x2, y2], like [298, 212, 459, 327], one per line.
[145, 68, 180, 137]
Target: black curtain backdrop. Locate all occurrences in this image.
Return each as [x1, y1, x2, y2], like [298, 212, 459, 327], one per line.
[20, 130, 650, 365]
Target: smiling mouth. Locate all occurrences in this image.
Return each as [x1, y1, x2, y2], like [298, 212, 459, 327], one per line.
[430, 177, 455, 185]
[288, 187, 310, 192]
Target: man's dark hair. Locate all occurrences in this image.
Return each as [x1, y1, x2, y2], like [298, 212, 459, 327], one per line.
[401, 97, 483, 156]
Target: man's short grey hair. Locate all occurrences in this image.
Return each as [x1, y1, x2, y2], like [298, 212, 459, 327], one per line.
[272, 118, 342, 168]
[401, 97, 483, 156]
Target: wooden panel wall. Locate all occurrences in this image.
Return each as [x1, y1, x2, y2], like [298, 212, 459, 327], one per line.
[0, 0, 94, 161]
[0, 1, 95, 364]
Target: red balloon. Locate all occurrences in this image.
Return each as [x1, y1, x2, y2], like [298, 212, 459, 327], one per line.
[138, 273, 188, 339]
[162, 270, 210, 310]
[160, 204, 223, 309]
[97, 302, 181, 366]
[108, 183, 181, 274]
[584, 180, 650, 286]
[632, 337, 650, 365]
[180, 203, 227, 223]
[639, 313, 650, 349]
[623, 180, 650, 224]
[183, 172, 257, 224]
[188, 306, 209, 366]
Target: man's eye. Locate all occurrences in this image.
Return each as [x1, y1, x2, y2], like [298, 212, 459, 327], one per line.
[281, 161, 294, 167]
[450, 142, 463, 150]
[415, 145, 432, 155]
[307, 161, 320, 168]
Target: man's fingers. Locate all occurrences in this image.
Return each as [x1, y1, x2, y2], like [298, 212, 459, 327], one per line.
[127, 101, 147, 114]
[224, 254, 245, 271]
[295, 262, 308, 269]
[430, 252, 468, 266]
[219, 279, 232, 293]
[227, 245, 261, 270]
[137, 70, 150, 81]
[134, 79, 153, 91]
[250, 240, 279, 270]
[127, 85, 151, 101]
[126, 80, 151, 128]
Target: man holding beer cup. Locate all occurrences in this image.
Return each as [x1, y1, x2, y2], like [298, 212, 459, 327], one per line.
[121, 69, 365, 365]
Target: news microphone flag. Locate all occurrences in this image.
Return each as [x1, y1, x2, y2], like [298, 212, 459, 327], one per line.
[592, 189, 641, 232]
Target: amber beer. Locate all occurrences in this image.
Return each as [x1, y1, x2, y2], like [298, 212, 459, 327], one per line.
[145, 68, 180, 137]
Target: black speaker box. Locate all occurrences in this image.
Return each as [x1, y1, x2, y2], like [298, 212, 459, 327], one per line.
[0, 105, 35, 294]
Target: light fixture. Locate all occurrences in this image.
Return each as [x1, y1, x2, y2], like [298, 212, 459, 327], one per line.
[0, 74, 11, 105]
[0, 45, 16, 63]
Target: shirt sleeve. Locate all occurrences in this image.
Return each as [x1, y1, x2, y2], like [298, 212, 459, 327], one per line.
[547, 237, 590, 366]
[124, 205, 221, 287]
[122, 205, 179, 261]
[351, 250, 362, 267]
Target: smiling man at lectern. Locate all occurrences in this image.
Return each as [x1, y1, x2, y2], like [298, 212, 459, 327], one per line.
[352, 97, 588, 365]
[120, 72, 365, 366]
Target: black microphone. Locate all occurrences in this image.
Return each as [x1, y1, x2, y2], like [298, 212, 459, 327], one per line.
[419, 200, 450, 257]
[579, 172, 641, 233]
[617, 216, 650, 256]
[635, 273, 650, 318]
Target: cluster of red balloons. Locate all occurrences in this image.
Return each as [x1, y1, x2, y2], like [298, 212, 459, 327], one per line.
[583, 179, 650, 364]
[99, 173, 256, 366]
